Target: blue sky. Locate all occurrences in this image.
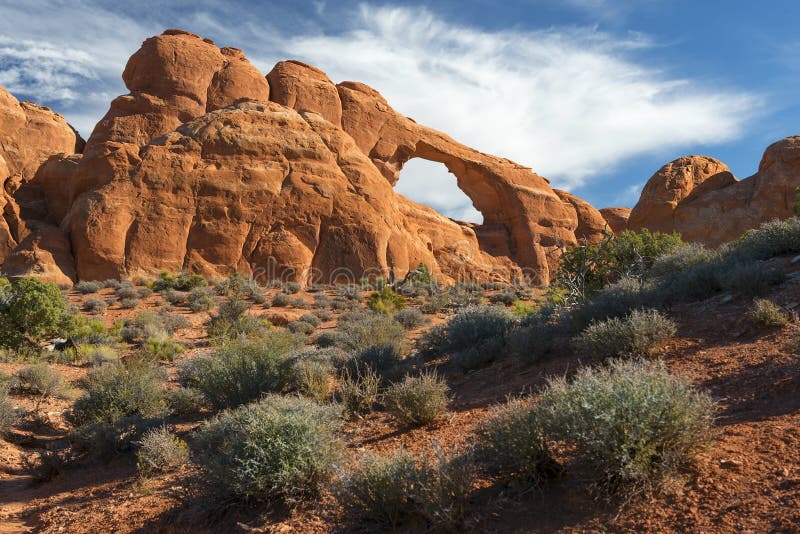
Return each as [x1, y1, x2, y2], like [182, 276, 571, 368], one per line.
[0, 1, 795, 221]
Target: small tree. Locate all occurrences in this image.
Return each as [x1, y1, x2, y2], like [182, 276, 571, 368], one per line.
[0, 278, 68, 349]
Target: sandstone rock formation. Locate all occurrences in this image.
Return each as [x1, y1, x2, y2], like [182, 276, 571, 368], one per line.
[628, 142, 800, 247]
[2, 29, 611, 285]
[599, 207, 631, 233]
[0, 87, 84, 283]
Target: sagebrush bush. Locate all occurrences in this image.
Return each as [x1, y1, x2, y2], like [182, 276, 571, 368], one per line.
[538, 359, 714, 496]
[75, 281, 103, 294]
[83, 344, 120, 366]
[367, 286, 406, 314]
[420, 290, 450, 314]
[571, 276, 657, 331]
[136, 426, 190, 477]
[164, 289, 187, 306]
[207, 294, 270, 339]
[167, 387, 207, 416]
[340, 447, 474, 531]
[350, 343, 404, 382]
[384, 372, 449, 427]
[335, 311, 405, 354]
[749, 299, 791, 328]
[287, 320, 315, 335]
[314, 293, 333, 309]
[720, 261, 786, 297]
[572, 309, 676, 360]
[14, 363, 65, 399]
[84, 298, 107, 314]
[115, 285, 138, 300]
[196, 395, 342, 504]
[453, 335, 506, 371]
[648, 243, 717, 280]
[288, 357, 335, 401]
[338, 364, 380, 419]
[189, 333, 303, 409]
[151, 271, 207, 292]
[416, 324, 448, 359]
[68, 362, 167, 426]
[473, 397, 557, 484]
[187, 287, 214, 312]
[103, 279, 123, 289]
[489, 290, 517, 306]
[727, 217, 800, 262]
[393, 308, 426, 330]
[285, 281, 302, 294]
[0, 387, 16, 437]
[119, 297, 139, 309]
[443, 305, 516, 353]
[271, 292, 291, 307]
[141, 336, 183, 362]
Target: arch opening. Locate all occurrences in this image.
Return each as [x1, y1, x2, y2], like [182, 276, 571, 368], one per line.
[394, 158, 484, 224]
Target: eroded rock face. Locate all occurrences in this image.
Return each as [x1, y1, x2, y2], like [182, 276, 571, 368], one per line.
[628, 142, 800, 247]
[9, 29, 609, 285]
[0, 87, 83, 282]
[599, 207, 631, 233]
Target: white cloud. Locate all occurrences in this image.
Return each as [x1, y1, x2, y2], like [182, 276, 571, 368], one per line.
[0, 2, 759, 220]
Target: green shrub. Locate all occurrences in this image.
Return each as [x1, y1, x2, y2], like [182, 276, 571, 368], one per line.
[335, 311, 405, 354]
[657, 260, 724, 304]
[421, 291, 450, 314]
[338, 364, 380, 419]
[727, 217, 800, 262]
[152, 271, 207, 292]
[189, 333, 303, 409]
[474, 397, 558, 484]
[65, 316, 118, 345]
[506, 309, 573, 363]
[84, 298, 107, 314]
[68, 362, 167, 426]
[298, 313, 322, 327]
[314, 309, 333, 322]
[416, 324, 448, 359]
[167, 387, 207, 416]
[443, 305, 516, 353]
[136, 426, 190, 477]
[142, 336, 183, 362]
[489, 290, 517, 306]
[271, 292, 291, 307]
[749, 299, 791, 328]
[287, 320, 315, 335]
[68, 416, 163, 457]
[573, 309, 676, 360]
[207, 293, 270, 340]
[340, 447, 474, 531]
[648, 244, 717, 280]
[384, 372, 449, 427]
[14, 363, 66, 399]
[336, 284, 360, 300]
[367, 286, 406, 314]
[0, 387, 15, 438]
[538, 359, 714, 496]
[163, 289, 187, 306]
[393, 308, 426, 330]
[453, 335, 506, 371]
[313, 293, 333, 309]
[75, 281, 103, 294]
[83, 344, 120, 366]
[349, 343, 405, 383]
[571, 276, 657, 331]
[187, 287, 214, 312]
[196, 395, 342, 504]
[720, 261, 785, 298]
[0, 278, 68, 349]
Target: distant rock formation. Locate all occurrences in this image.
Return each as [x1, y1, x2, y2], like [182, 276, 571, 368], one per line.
[628, 141, 800, 247]
[599, 207, 631, 233]
[0, 29, 609, 285]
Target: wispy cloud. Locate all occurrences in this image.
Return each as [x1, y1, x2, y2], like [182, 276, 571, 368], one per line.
[0, 1, 760, 220]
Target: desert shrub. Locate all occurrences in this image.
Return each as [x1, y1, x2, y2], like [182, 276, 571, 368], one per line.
[167, 387, 207, 417]
[68, 362, 167, 427]
[384, 372, 449, 427]
[538, 359, 715, 496]
[288, 357, 335, 401]
[289, 346, 351, 370]
[189, 333, 303, 409]
[65, 315, 118, 345]
[448, 284, 485, 309]
[119, 297, 139, 309]
[195, 395, 342, 504]
[287, 321, 315, 335]
[313, 309, 333, 322]
[720, 261, 786, 298]
[75, 281, 103, 294]
[473, 397, 558, 484]
[512, 300, 538, 318]
[443, 305, 516, 352]
[187, 287, 214, 312]
[571, 276, 658, 331]
[84, 298, 107, 314]
[83, 344, 120, 366]
[489, 290, 517, 306]
[453, 335, 507, 371]
[331, 297, 357, 311]
[507, 315, 572, 363]
[648, 243, 717, 280]
[0, 388, 16, 438]
[163, 289, 188, 306]
[393, 308, 425, 330]
[338, 364, 380, 419]
[421, 290, 450, 314]
[162, 313, 190, 333]
[340, 447, 473, 531]
[727, 217, 800, 262]
[207, 293, 269, 340]
[137, 287, 153, 299]
[416, 324, 449, 359]
[0, 278, 69, 349]
[284, 281, 302, 294]
[336, 284, 361, 301]
[14, 363, 65, 399]
[749, 298, 791, 328]
[572, 309, 676, 360]
[103, 279, 123, 289]
[656, 259, 725, 304]
[335, 311, 405, 354]
[314, 330, 344, 348]
[152, 271, 207, 292]
[68, 416, 163, 457]
[350, 343, 404, 382]
[271, 292, 291, 307]
[367, 286, 406, 314]
[298, 313, 322, 327]
[313, 293, 333, 309]
[141, 336, 183, 362]
[115, 285, 138, 300]
[136, 426, 189, 477]
[555, 229, 683, 300]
